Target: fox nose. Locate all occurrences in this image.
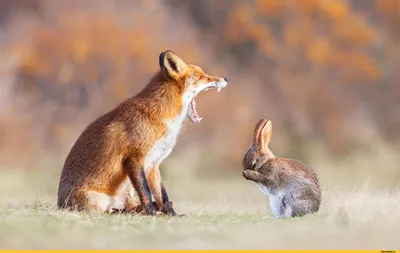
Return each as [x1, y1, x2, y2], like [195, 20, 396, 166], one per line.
[224, 77, 228, 82]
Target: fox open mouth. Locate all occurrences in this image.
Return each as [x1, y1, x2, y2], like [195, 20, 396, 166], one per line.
[187, 85, 224, 124]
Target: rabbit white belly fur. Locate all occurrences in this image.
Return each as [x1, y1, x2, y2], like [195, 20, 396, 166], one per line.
[256, 183, 291, 219]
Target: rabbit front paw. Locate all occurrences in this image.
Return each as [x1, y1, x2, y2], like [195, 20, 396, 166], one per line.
[242, 170, 262, 182]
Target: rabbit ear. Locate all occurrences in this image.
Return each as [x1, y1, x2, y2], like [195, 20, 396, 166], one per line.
[261, 120, 273, 149]
[253, 119, 268, 147]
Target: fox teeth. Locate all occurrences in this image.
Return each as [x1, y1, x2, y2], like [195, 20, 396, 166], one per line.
[217, 87, 221, 92]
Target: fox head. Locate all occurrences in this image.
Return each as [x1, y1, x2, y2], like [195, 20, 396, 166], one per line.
[159, 50, 228, 124]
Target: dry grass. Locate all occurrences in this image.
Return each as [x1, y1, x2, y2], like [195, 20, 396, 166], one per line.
[0, 170, 399, 249]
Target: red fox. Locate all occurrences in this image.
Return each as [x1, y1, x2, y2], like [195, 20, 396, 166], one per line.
[57, 50, 228, 216]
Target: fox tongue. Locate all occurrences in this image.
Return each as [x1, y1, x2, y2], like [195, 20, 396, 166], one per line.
[190, 98, 202, 123]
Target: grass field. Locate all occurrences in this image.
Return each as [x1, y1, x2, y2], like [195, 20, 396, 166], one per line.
[0, 170, 399, 249]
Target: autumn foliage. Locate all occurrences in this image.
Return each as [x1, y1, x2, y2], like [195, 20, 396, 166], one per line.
[0, 0, 399, 178]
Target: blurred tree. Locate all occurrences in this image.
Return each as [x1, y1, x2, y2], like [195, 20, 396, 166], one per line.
[0, 0, 399, 176]
[169, 0, 384, 155]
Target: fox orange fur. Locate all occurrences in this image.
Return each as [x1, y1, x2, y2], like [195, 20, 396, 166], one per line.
[57, 50, 228, 216]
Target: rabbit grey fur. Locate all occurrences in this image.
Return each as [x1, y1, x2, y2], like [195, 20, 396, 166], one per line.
[242, 119, 321, 219]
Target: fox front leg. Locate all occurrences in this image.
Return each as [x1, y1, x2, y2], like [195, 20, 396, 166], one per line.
[147, 166, 177, 216]
[123, 159, 156, 216]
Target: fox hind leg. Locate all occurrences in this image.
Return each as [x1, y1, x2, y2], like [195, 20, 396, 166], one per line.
[80, 190, 125, 213]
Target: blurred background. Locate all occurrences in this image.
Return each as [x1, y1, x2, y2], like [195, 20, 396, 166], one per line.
[0, 0, 399, 200]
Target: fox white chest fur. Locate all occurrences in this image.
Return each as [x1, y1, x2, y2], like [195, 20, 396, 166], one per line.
[142, 79, 218, 172]
[143, 99, 190, 172]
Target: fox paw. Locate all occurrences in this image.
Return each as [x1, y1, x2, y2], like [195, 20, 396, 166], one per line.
[161, 201, 177, 217]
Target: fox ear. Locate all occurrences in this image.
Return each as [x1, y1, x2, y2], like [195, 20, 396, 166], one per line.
[159, 50, 188, 80]
[253, 119, 272, 149]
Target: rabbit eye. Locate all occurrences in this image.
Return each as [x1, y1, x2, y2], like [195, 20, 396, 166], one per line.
[251, 161, 256, 170]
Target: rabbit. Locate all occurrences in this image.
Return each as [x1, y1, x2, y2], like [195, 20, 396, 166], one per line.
[242, 119, 321, 219]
